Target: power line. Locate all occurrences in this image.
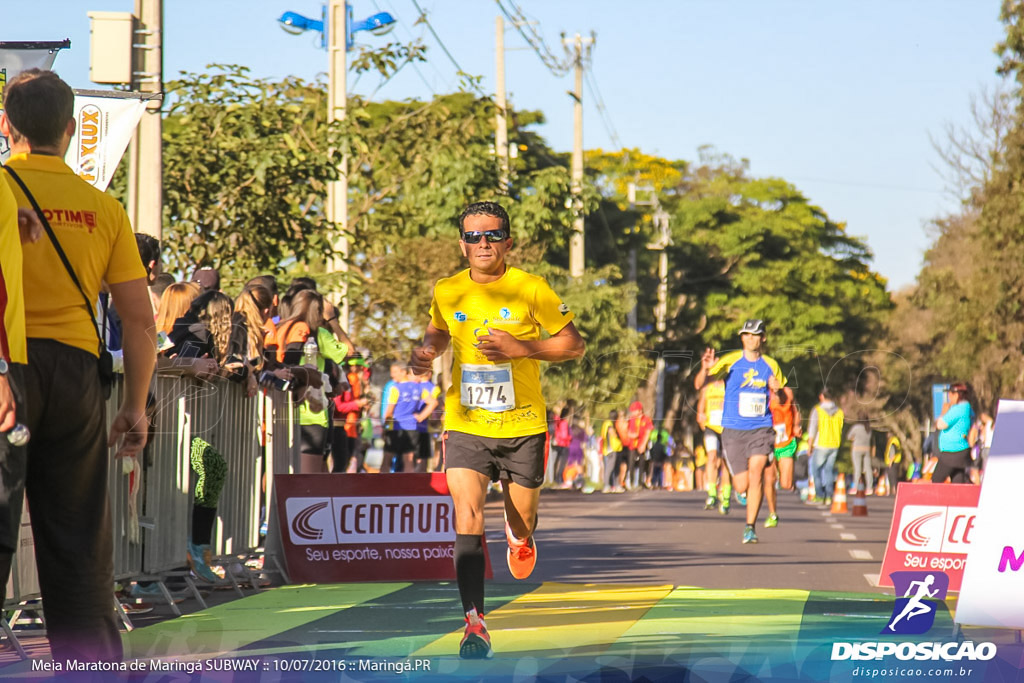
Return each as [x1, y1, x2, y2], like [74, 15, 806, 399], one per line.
[494, 0, 571, 77]
[583, 63, 621, 150]
[373, 0, 441, 95]
[409, 0, 486, 95]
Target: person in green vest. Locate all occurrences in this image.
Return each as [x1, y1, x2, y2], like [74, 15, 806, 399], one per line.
[806, 387, 844, 505]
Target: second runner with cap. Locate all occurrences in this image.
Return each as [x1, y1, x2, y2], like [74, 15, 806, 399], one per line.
[693, 319, 788, 544]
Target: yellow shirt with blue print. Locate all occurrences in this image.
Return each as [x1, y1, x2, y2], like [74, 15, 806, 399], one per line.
[429, 267, 573, 439]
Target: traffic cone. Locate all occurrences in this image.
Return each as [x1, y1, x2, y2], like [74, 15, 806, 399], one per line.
[806, 476, 817, 503]
[875, 476, 887, 497]
[831, 473, 848, 514]
[851, 479, 868, 517]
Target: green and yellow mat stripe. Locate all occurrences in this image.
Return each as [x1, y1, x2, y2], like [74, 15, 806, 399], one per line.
[4, 583, 1013, 681]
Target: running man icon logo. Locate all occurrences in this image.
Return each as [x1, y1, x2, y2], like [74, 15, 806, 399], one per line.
[883, 571, 950, 635]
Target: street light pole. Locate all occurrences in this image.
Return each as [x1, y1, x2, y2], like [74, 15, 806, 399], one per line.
[277, 4, 394, 328]
[326, 0, 350, 327]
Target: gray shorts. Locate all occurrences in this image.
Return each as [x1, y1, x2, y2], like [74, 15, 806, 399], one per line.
[720, 427, 775, 476]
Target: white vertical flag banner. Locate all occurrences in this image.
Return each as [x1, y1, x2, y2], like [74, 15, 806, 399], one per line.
[67, 90, 148, 191]
[955, 399, 1024, 629]
[0, 40, 69, 162]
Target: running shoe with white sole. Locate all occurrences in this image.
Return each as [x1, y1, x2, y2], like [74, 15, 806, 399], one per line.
[719, 500, 730, 515]
[736, 491, 748, 506]
[459, 610, 494, 659]
[704, 495, 717, 510]
[764, 513, 779, 528]
[506, 524, 537, 580]
[742, 525, 758, 544]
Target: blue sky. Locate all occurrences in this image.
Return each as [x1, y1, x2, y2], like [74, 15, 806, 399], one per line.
[4, 1, 1007, 290]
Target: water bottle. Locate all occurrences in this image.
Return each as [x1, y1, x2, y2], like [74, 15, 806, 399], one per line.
[6, 424, 29, 447]
[303, 337, 319, 367]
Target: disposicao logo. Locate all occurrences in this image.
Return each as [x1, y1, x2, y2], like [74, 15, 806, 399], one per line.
[884, 570, 948, 635]
[830, 571, 996, 662]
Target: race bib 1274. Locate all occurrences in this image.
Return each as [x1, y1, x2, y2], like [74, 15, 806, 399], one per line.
[460, 363, 515, 412]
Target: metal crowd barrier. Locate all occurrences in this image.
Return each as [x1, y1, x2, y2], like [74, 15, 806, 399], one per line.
[4, 371, 301, 628]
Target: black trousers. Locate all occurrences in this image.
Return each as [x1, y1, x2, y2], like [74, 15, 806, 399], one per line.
[0, 340, 122, 662]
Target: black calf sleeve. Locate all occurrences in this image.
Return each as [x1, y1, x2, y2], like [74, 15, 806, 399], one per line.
[454, 533, 485, 615]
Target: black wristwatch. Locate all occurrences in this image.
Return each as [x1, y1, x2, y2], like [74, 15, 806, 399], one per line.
[0, 358, 8, 376]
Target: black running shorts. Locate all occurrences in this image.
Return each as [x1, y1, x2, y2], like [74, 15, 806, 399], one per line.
[300, 424, 329, 457]
[417, 431, 434, 460]
[392, 429, 421, 455]
[443, 431, 547, 488]
[720, 427, 775, 476]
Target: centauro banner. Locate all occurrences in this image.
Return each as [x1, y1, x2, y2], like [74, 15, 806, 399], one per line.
[274, 473, 493, 583]
[66, 90, 148, 191]
[0, 40, 68, 161]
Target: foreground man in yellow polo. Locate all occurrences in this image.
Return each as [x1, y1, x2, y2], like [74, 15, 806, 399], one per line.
[410, 202, 585, 659]
[1, 69, 156, 662]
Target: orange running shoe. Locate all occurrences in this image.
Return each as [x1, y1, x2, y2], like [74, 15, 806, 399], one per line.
[459, 609, 493, 659]
[505, 523, 537, 580]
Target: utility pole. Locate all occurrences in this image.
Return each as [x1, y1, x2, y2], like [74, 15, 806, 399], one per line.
[648, 208, 671, 423]
[627, 181, 656, 331]
[327, 0, 350, 327]
[495, 15, 509, 193]
[562, 32, 593, 278]
[128, 0, 162, 239]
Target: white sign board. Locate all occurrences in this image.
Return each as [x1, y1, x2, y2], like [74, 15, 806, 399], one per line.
[955, 399, 1024, 628]
[65, 90, 147, 191]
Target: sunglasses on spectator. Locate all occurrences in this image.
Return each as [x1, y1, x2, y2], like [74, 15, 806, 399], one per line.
[461, 230, 509, 244]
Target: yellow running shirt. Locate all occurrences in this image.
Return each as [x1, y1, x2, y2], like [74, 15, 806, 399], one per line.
[429, 266, 574, 438]
[0, 178, 25, 364]
[5, 154, 145, 356]
[701, 380, 726, 434]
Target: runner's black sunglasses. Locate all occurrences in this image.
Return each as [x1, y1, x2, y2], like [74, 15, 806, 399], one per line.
[460, 229, 509, 244]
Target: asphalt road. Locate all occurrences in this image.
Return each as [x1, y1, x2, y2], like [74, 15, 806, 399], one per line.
[484, 487, 896, 593]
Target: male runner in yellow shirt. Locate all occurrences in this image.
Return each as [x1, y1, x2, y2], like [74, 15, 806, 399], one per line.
[410, 202, 585, 659]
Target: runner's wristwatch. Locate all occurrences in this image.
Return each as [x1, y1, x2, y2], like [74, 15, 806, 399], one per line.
[0, 358, 8, 376]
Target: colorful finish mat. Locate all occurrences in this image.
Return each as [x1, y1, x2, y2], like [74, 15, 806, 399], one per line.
[3, 583, 1020, 682]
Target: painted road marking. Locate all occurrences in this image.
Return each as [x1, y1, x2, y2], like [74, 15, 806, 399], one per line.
[864, 574, 880, 587]
[412, 583, 674, 658]
[840, 533, 857, 541]
[849, 549, 873, 560]
[123, 582, 409, 659]
[830, 524, 845, 530]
